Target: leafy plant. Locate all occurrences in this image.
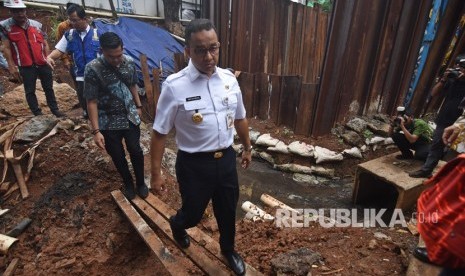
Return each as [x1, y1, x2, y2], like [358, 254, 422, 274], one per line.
[307, 0, 333, 12]
[362, 129, 374, 140]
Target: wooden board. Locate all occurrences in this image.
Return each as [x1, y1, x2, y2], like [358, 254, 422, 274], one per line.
[143, 193, 264, 276]
[111, 190, 190, 276]
[131, 197, 231, 276]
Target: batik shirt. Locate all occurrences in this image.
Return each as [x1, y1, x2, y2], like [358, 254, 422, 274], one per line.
[83, 55, 140, 130]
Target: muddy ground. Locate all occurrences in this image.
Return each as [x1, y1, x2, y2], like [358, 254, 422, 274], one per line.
[0, 7, 419, 276]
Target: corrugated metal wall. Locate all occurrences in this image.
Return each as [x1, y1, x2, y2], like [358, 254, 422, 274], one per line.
[215, 0, 330, 84]
[214, 0, 465, 136]
[312, 0, 434, 135]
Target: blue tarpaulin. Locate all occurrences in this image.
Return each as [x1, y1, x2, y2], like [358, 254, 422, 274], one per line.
[93, 17, 184, 87]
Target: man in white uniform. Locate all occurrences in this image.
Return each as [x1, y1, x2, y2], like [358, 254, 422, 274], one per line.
[150, 19, 252, 276]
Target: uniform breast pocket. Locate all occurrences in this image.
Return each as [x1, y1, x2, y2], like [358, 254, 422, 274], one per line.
[222, 93, 238, 109]
[183, 100, 207, 124]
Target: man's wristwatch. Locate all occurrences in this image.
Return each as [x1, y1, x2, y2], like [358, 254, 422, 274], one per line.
[244, 145, 253, 152]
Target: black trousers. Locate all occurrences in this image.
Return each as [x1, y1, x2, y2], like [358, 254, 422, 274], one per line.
[100, 123, 144, 188]
[76, 81, 87, 114]
[422, 125, 446, 172]
[173, 146, 239, 253]
[19, 65, 59, 114]
[392, 132, 430, 160]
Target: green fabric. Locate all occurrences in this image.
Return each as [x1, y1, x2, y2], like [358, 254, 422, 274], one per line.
[411, 119, 433, 143]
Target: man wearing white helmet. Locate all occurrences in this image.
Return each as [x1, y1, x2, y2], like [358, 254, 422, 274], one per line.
[0, 0, 64, 117]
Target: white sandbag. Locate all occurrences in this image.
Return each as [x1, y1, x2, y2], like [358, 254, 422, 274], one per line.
[255, 133, 280, 147]
[274, 163, 312, 174]
[383, 137, 394, 145]
[314, 146, 343, 164]
[343, 147, 363, 159]
[366, 136, 386, 145]
[288, 141, 314, 157]
[267, 141, 289, 154]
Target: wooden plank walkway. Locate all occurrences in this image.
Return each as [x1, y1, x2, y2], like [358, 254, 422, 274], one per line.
[112, 190, 264, 276]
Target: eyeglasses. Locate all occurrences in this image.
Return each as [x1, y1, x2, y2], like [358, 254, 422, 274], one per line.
[192, 43, 220, 56]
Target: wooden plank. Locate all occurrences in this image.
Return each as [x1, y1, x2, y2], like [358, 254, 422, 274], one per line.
[141, 55, 154, 121]
[131, 197, 231, 276]
[237, 72, 255, 117]
[3, 258, 19, 276]
[152, 68, 161, 119]
[5, 150, 28, 199]
[111, 190, 190, 276]
[294, 83, 317, 135]
[143, 193, 264, 276]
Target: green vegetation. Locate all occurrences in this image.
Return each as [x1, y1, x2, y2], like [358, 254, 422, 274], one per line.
[307, 0, 333, 12]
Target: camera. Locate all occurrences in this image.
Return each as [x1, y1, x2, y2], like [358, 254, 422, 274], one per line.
[446, 58, 465, 79]
[447, 69, 461, 79]
[391, 106, 407, 130]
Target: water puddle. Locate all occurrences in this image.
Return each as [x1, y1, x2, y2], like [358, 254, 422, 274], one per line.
[237, 159, 354, 217]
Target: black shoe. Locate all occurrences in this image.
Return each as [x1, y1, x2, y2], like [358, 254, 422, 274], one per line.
[52, 110, 65, 118]
[169, 216, 190, 248]
[413, 247, 433, 264]
[409, 169, 432, 178]
[33, 110, 43, 116]
[122, 183, 135, 200]
[137, 184, 149, 199]
[222, 251, 245, 276]
[396, 154, 413, 160]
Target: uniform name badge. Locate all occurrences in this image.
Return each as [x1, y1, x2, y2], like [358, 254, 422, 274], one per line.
[192, 109, 203, 124]
[226, 112, 234, 129]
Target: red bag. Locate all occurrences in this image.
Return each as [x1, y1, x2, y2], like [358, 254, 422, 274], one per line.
[417, 154, 465, 268]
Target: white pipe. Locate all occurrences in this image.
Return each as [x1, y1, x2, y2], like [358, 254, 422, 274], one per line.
[260, 193, 302, 214]
[241, 201, 274, 221]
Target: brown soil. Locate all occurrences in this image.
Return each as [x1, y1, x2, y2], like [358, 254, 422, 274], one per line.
[0, 7, 418, 276]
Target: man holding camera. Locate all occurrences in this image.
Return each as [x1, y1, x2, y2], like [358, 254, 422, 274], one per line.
[409, 55, 465, 178]
[390, 108, 432, 160]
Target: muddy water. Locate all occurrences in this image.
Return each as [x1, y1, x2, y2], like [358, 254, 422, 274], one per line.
[236, 159, 354, 218]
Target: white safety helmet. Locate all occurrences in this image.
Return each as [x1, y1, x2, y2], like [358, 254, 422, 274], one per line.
[4, 0, 27, 9]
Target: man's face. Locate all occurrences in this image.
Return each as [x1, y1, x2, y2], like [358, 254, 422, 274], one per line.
[10, 8, 27, 25]
[68, 12, 87, 32]
[102, 45, 124, 68]
[185, 29, 219, 77]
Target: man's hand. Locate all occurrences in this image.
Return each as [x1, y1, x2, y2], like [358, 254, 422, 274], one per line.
[443, 124, 461, 145]
[93, 132, 105, 150]
[137, 107, 142, 117]
[46, 56, 56, 70]
[150, 173, 167, 195]
[8, 64, 22, 83]
[241, 150, 252, 169]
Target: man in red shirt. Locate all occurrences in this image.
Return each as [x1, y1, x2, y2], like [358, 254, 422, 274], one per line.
[0, 0, 64, 117]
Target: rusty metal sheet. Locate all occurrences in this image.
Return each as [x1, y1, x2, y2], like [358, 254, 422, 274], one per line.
[410, 1, 465, 115]
[255, 73, 269, 119]
[237, 72, 255, 117]
[269, 74, 282, 123]
[294, 83, 318, 136]
[278, 76, 301, 128]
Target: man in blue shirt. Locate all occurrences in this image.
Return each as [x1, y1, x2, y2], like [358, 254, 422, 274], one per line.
[47, 4, 101, 119]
